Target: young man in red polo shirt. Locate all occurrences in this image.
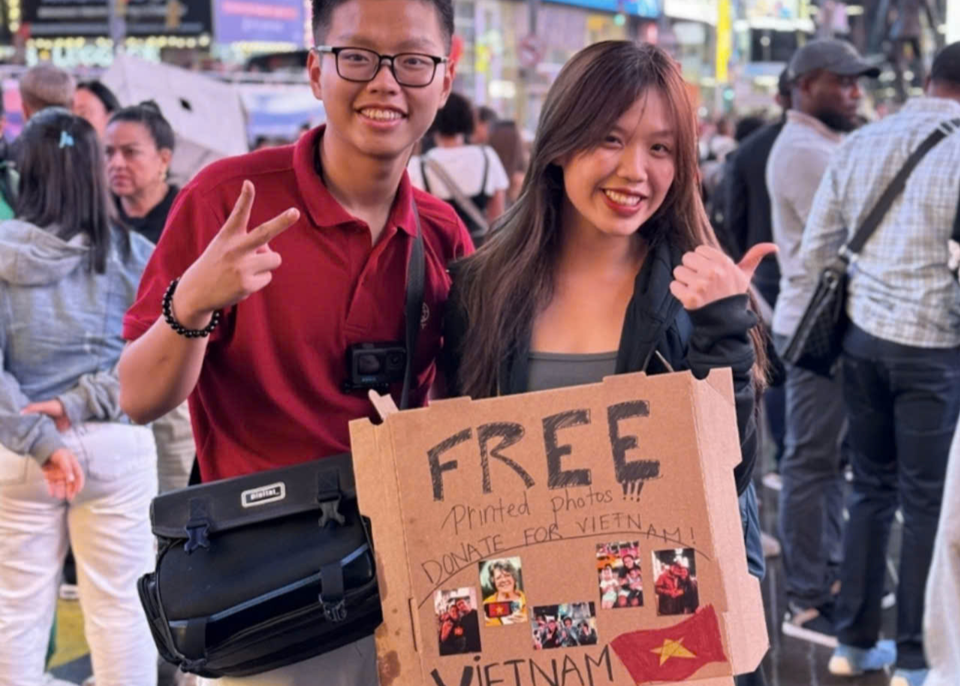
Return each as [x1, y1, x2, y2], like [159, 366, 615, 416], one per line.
[117, 0, 471, 681]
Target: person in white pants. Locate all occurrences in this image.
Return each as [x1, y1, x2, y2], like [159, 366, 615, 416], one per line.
[0, 109, 158, 686]
[0, 426, 158, 686]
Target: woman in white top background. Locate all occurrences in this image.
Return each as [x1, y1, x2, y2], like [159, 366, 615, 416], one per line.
[408, 92, 509, 239]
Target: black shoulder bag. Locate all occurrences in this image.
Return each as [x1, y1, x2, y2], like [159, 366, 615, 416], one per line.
[138, 209, 426, 678]
[782, 117, 960, 377]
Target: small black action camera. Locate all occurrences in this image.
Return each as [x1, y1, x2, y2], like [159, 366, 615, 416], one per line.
[344, 342, 407, 393]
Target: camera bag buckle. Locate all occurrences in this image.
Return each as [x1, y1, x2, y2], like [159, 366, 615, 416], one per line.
[317, 471, 345, 528]
[184, 498, 211, 554]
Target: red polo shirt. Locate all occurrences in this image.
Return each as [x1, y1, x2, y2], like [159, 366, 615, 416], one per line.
[123, 127, 473, 482]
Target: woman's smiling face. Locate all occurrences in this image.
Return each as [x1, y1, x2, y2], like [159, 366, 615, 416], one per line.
[493, 567, 515, 594]
[560, 89, 676, 240]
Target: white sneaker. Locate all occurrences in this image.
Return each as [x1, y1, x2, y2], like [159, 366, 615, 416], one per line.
[58, 583, 79, 601]
[42, 675, 75, 686]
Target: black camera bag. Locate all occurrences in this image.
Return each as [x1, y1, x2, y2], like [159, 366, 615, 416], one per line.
[138, 206, 425, 677]
[138, 454, 381, 678]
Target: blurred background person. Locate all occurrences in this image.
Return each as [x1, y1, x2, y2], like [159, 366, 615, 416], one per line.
[73, 81, 121, 139]
[0, 95, 16, 221]
[801, 41, 960, 685]
[104, 101, 195, 498]
[472, 105, 498, 145]
[488, 120, 527, 208]
[721, 69, 794, 492]
[768, 38, 879, 649]
[0, 108, 157, 686]
[19, 65, 76, 122]
[408, 92, 509, 244]
[106, 101, 177, 246]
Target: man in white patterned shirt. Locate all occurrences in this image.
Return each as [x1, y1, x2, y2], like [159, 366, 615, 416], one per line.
[801, 42, 960, 686]
[767, 38, 879, 650]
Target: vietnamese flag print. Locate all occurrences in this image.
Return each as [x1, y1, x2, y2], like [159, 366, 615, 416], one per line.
[610, 605, 728, 683]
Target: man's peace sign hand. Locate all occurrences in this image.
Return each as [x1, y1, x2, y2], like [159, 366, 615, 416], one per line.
[175, 181, 300, 328]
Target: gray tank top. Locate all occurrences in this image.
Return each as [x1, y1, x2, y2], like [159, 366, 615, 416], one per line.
[526, 351, 619, 393]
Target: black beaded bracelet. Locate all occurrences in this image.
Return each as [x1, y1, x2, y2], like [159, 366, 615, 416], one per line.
[162, 278, 221, 338]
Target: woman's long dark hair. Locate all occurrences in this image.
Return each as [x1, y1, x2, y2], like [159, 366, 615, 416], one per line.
[456, 41, 767, 398]
[16, 108, 121, 274]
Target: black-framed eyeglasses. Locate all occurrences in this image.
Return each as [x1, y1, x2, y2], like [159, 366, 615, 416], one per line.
[314, 46, 448, 88]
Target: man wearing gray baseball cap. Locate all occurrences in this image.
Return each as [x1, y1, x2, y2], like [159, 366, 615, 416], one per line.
[766, 37, 879, 652]
[786, 38, 881, 130]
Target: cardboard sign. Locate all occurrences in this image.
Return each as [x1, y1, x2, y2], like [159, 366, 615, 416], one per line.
[349, 369, 768, 686]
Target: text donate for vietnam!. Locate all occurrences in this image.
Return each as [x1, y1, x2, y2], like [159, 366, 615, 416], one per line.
[420, 400, 702, 603]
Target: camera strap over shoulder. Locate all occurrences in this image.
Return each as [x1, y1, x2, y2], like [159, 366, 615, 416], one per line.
[401, 205, 425, 410]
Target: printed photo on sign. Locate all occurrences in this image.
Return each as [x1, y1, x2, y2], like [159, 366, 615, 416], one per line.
[596, 541, 643, 609]
[479, 557, 528, 626]
[652, 548, 699, 616]
[434, 588, 482, 656]
[531, 602, 598, 650]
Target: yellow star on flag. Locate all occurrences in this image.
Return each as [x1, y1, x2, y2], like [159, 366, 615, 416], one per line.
[651, 637, 697, 666]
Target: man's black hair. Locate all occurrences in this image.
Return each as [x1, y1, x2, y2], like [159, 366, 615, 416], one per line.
[931, 42, 960, 88]
[77, 80, 121, 114]
[477, 106, 497, 124]
[312, 0, 454, 51]
[432, 92, 474, 137]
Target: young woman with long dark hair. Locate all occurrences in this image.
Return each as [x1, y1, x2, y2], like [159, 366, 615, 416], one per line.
[441, 41, 774, 682]
[0, 109, 158, 686]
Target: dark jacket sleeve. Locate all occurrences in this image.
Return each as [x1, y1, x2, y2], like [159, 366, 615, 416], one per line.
[438, 266, 468, 399]
[683, 294, 759, 495]
[721, 158, 749, 262]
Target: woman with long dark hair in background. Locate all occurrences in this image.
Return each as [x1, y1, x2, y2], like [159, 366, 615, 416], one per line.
[441, 42, 774, 684]
[0, 109, 158, 686]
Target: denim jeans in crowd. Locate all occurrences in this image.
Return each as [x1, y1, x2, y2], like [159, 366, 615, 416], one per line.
[734, 481, 768, 686]
[773, 335, 846, 610]
[835, 324, 960, 670]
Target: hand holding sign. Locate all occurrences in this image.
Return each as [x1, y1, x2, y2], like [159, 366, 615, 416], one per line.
[669, 243, 778, 311]
[174, 181, 300, 328]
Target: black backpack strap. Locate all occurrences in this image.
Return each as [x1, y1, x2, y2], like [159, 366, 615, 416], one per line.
[953, 176, 960, 244]
[844, 117, 960, 260]
[477, 146, 490, 199]
[420, 157, 433, 195]
[401, 205, 425, 410]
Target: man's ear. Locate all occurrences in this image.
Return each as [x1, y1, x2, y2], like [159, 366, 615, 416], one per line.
[308, 48, 324, 102]
[436, 51, 458, 109]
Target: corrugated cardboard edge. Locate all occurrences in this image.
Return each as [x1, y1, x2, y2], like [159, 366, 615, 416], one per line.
[349, 415, 424, 686]
[691, 369, 769, 674]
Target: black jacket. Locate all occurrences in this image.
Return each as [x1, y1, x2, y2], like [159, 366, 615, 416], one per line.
[115, 185, 180, 246]
[721, 122, 783, 304]
[441, 238, 760, 495]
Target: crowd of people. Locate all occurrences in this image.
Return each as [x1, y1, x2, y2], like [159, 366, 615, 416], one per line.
[0, 0, 955, 683]
[700, 37, 960, 686]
